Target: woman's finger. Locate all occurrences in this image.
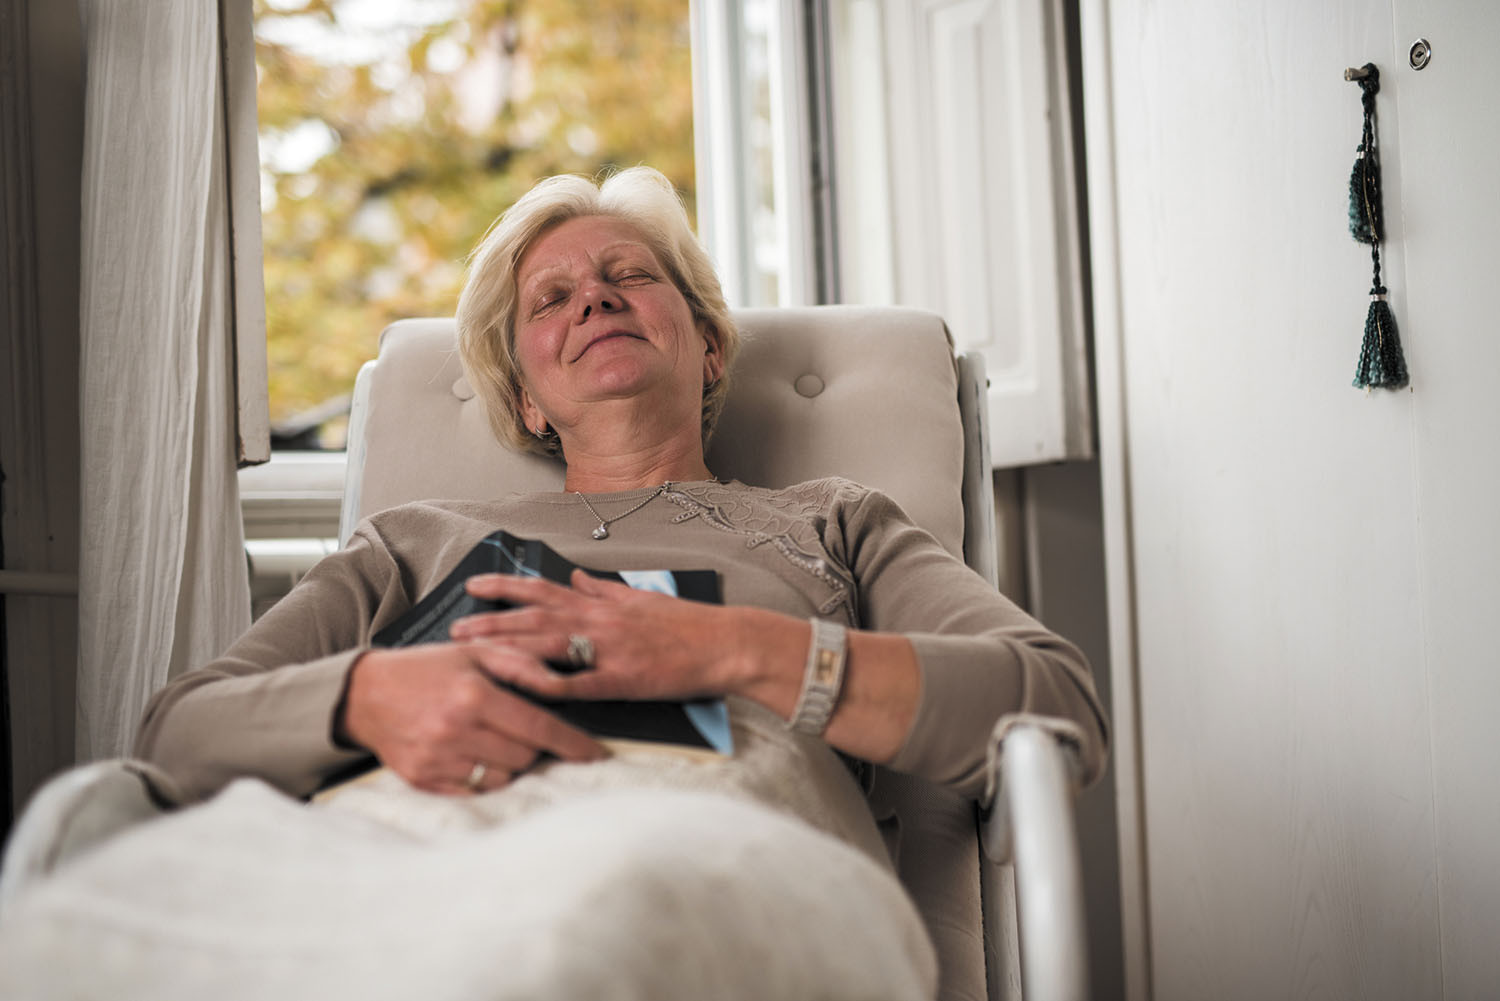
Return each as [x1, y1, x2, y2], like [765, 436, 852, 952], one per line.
[464, 642, 616, 700]
[449, 603, 556, 641]
[429, 755, 510, 796]
[464, 729, 542, 776]
[417, 694, 605, 796]
[567, 568, 633, 598]
[464, 572, 573, 603]
[463, 642, 574, 695]
[471, 670, 611, 761]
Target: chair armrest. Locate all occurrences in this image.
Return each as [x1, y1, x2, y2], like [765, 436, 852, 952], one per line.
[981, 717, 1089, 1001]
[0, 760, 176, 917]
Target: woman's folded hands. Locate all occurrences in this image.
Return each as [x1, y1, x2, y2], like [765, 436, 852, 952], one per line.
[454, 569, 921, 768]
[337, 641, 608, 795]
[339, 568, 922, 796]
[450, 569, 758, 701]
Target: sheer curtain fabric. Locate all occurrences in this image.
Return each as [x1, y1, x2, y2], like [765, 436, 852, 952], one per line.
[76, 0, 254, 759]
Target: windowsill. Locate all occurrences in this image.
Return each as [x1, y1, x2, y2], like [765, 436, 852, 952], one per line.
[240, 452, 347, 616]
[239, 450, 347, 540]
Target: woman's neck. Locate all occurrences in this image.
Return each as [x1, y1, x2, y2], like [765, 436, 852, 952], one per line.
[548, 391, 714, 492]
[560, 442, 714, 493]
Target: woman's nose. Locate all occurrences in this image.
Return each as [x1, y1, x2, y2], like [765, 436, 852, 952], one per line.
[578, 282, 621, 319]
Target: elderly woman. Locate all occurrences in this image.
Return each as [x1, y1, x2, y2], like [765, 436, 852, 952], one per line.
[8, 167, 1106, 1000]
[135, 169, 1106, 809]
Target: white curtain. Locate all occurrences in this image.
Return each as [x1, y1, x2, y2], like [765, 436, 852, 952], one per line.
[76, 0, 254, 760]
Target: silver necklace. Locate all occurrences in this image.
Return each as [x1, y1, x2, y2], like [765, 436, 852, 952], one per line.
[575, 483, 671, 540]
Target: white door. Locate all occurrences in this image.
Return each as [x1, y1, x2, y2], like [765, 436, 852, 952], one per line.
[1086, 0, 1500, 997]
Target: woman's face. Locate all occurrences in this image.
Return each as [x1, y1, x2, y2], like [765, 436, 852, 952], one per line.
[512, 215, 721, 438]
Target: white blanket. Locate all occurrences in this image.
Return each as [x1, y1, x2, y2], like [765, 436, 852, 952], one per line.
[0, 708, 936, 1000]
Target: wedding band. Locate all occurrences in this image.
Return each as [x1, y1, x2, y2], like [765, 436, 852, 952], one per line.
[465, 761, 487, 791]
[566, 633, 596, 669]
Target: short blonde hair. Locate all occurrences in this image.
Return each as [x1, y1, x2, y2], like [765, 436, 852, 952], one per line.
[456, 167, 739, 457]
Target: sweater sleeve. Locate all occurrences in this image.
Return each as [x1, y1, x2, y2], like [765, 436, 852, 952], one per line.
[832, 486, 1109, 800]
[133, 521, 410, 803]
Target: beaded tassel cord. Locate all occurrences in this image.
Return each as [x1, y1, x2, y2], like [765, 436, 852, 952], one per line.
[1348, 64, 1409, 389]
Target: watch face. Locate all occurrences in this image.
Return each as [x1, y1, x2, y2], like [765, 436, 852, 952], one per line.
[815, 648, 840, 686]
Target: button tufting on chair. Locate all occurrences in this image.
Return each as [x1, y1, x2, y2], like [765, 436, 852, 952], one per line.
[451, 377, 475, 401]
[793, 373, 825, 398]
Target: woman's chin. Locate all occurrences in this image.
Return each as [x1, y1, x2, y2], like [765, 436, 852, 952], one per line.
[579, 354, 680, 401]
[586, 366, 656, 399]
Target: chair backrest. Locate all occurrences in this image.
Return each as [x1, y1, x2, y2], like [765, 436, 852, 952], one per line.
[342, 305, 999, 1001]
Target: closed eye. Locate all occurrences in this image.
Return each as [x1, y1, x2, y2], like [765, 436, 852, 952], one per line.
[530, 289, 569, 316]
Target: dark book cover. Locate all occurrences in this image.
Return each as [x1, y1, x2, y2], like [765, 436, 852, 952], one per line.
[371, 531, 732, 756]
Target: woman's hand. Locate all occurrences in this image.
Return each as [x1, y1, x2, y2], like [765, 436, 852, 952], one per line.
[451, 569, 922, 766]
[339, 644, 608, 795]
[450, 570, 774, 702]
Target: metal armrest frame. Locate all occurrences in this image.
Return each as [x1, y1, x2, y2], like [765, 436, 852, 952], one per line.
[982, 720, 1090, 1001]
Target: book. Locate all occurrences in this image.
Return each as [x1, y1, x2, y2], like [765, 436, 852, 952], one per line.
[370, 530, 733, 757]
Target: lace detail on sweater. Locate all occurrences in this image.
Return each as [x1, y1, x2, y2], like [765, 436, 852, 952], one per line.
[664, 480, 861, 620]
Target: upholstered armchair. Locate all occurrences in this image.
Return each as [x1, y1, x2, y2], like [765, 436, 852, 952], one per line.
[1, 306, 1092, 1001]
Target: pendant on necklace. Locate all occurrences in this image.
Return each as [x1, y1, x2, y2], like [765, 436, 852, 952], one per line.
[576, 481, 680, 541]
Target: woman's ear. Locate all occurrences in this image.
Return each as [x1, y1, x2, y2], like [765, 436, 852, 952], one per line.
[700, 322, 726, 386]
[519, 385, 547, 436]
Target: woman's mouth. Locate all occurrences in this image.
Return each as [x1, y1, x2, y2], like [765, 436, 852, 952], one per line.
[574, 331, 642, 360]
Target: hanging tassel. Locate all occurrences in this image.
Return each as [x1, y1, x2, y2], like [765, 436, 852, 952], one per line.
[1345, 63, 1409, 390]
[1353, 287, 1409, 389]
[1347, 65, 1382, 244]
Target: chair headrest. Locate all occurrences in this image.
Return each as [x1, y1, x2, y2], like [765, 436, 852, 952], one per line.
[357, 305, 965, 557]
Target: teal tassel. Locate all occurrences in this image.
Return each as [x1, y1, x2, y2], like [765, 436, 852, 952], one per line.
[1348, 146, 1381, 244]
[1352, 290, 1409, 389]
[1347, 64, 1408, 391]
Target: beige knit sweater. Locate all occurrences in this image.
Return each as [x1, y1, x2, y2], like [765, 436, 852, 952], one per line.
[135, 478, 1108, 808]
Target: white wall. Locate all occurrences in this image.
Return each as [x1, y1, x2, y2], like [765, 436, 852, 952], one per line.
[1086, 0, 1500, 997]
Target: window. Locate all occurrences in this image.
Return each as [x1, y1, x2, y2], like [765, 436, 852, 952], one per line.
[252, 0, 696, 450]
[691, 0, 833, 308]
[694, 0, 1093, 466]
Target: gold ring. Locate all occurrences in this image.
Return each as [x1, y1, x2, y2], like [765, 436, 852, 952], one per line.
[465, 761, 487, 791]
